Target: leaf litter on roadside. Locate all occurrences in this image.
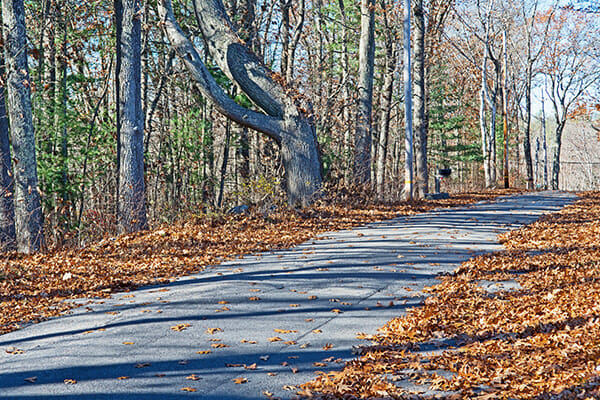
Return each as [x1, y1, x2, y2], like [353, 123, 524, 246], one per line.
[0, 191, 515, 335]
[299, 192, 600, 399]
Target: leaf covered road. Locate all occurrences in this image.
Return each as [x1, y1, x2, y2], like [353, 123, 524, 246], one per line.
[0, 191, 575, 399]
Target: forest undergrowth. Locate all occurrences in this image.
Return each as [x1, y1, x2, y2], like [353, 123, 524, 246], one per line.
[0, 189, 519, 335]
[299, 191, 600, 400]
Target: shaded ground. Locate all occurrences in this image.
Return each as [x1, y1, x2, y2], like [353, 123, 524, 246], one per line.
[301, 192, 600, 400]
[0, 190, 518, 335]
[0, 191, 574, 400]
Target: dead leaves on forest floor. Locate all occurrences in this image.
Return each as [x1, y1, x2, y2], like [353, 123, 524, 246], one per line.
[299, 191, 600, 400]
[0, 189, 517, 336]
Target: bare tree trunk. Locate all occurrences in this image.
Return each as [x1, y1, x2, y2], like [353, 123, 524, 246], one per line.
[0, 50, 15, 251]
[279, 0, 290, 77]
[55, 6, 69, 234]
[403, 0, 413, 200]
[523, 65, 534, 189]
[158, 0, 322, 206]
[489, 74, 499, 184]
[2, 0, 45, 252]
[217, 118, 231, 208]
[480, 56, 492, 188]
[285, 0, 304, 81]
[541, 96, 548, 189]
[550, 119, 565, 190]
[375, 3, 395, 199]
[413, 0, 428, 197]
[354, 0, 376, 187]
[338, 0, 352, 186]
[501, 30, 509, 188]
[116, 0, 147, 232]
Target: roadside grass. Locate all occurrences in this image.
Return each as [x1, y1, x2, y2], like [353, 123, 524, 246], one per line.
[300, 192, 600, 400]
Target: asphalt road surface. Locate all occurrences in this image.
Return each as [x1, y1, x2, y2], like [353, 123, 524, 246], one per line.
[0, 191, 576, 399]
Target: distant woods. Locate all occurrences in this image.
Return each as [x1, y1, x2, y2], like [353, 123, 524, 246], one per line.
[0, 0, 598, 252]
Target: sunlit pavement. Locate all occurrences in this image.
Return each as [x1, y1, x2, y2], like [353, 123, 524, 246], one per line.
[0, 191, 576, 399]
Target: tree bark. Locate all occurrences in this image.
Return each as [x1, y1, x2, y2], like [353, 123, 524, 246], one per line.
[550, 120, 565, 190]
[0, 51, 15, 251]
[116, 0, 147, 232]
[279, 0, 290, 77]
[158, 0, 322, 206]
[375, 3, 395, 199]
[338, 0, 352, 186]
[2, 0, 45, 253]
[480, 55, 491, 188]
[285, 0, 304, 81]
[353, 0, 376, 187]
[523, 66, 534, 189]
[413, 0, 428, 197]
[403, 0, 413, 200]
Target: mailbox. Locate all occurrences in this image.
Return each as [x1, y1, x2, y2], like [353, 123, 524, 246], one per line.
[437, 168, 452, 178]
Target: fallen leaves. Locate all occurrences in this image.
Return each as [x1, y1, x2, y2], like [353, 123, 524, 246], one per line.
[171, 323, 191, 331]
[5, 347, 24, 354]
[0, 191, 514, 337]
[274, 328, 298, 334]
[122, 341, 135, 345]
[24, 376, 37, 383]
[233, 377, 248, 384]
[63, 379, 77, 385]
[300, 192, 600, 400]
[181, 387, 197, 392]
[205, 327, 223, 334]
[186, 374, 201, 381]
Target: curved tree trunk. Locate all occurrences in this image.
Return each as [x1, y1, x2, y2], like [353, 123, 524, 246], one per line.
[2, 0, 45, 253]
[158, 0, 321, 206]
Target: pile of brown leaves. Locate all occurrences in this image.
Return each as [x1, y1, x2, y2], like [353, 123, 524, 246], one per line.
[0, 190, 516, 335]
[300, 192, 600, 400]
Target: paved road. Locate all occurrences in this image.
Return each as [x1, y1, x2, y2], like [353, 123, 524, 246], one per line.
[0, 191, 576, 399]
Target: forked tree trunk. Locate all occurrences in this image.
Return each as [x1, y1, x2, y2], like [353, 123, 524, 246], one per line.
[158, 0, 322, 206]
[2, 0, 45, 253]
